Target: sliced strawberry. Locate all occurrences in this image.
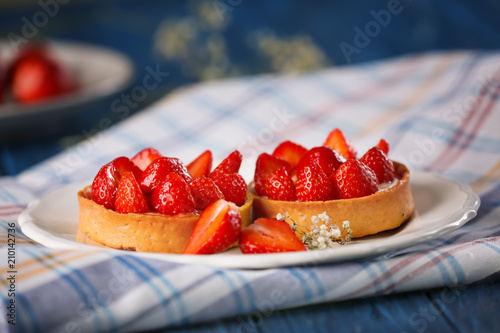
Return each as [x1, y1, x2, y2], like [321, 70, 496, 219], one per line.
[183, 199, 242, 254]
[359, 147, 395, 184]
[296, 162, 336, 202]
[91, 156, 140, 210]
[208, 150, 242, 178]
[131, 148, 162, 171]
[323, 128, 357, 160]
[113, 156, 142, 179]
[295, 146, 344, 177]
[139, 157, 192, 195]
[189, 176, 224, 210]
[239, 218, 306, 254]
[151, 172, 196, 215]
[212, 173, 248, 206]
[272, 141, 308, 167]
[115, 171, 149, 214]
[266, 167, 296, 201]
[254, 153, 293, 197]
[333, 159, 378, 199]
[187, 150, 212, 179]
[377, 138, 390, 155]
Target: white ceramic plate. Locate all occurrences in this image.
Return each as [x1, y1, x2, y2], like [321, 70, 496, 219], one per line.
[18, 172, 480, 269]
[0, 40, 134, 140]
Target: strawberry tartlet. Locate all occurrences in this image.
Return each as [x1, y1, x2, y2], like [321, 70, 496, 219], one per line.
[77, 149, 253, 254]
[251, 129, 415, 239]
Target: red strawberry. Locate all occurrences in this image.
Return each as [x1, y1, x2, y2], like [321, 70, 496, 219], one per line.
[266, 167, 296, 201]
[131, 148, 162, 171]
[208, 150, 242, 178]
[113, 156, 142, 179]
[151, 172, 196, 215]
[189, 176, 224, 210]
[359, 147, 395, 183]
[10, 45, 77, 104]
[239, 218, 306, 254]
[139, 157, 192, 195]
[91, 156, 140, 210]
[212, 173, 248, 206]
[295, 146, 343, 177]
[296, 162, 336, 202]
[377, 139, 390, 155]
[115, 171, 149, 214]
[272, 141, 308, 167]
[183, 199, 242, 254]
[333, 159, 378, 199]
[323, 128, 357, 160]
[254, 153, 293, 197]
[187, 150, 212, 179]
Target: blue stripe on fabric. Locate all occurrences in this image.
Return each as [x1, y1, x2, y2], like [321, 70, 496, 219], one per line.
[425, 250, 453, 286]
[189, 94, 263, 131]
[16, 292, 38, 333]
[213, 269, 245, 314]
[115, 255, 189, 325]
[300, 268, 327, 302]
[226, 269, 256, 311]
[482, 241, 500, 255]
[151, 112, 226, 150]
[0, 186, 19, 204]
[443, 253, 467, 285]
[20, 248, 107, 332]
[360, 262, 383, 294]
[287, 268, 313, 301]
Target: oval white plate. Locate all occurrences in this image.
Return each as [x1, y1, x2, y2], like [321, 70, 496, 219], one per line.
[18, 172, 480, 269]
[0, 40, 134, 140]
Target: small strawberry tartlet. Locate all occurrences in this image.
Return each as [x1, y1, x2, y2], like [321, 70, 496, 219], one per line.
[251, 128, 415, 239]
[77, 149, 253, 254]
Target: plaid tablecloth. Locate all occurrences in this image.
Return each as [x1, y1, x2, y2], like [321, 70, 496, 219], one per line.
[1, 51, 500, 332]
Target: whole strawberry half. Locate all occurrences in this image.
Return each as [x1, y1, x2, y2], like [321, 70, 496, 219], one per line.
[139, 157, 192, 195]
[131, 147, 162, 171]
[183, 199, 242, 255]
[254, 153, 293, 197]
[208, 150, 242, 178]
[333, 159, 378, 199]
[212, 173, 248, 207]
[359, 146, 395, 184]
[239, 218, 306, 254]
[323, 128, 357, 160]
[266, 167, 296, 201]
[151, 172, 196, 215]
[272, 140, 308, 167]
[295, 162, 336, 202]
[187, 150, 213, 179]
[189, 176, 224, 210]
[115, 171, 149, 214]
[91, 156, 141, 210]
[295, 146, 344, 177]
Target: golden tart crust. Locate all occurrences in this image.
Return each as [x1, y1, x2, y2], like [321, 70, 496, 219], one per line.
[251, 162, 415, 238]
[77, 186, 253, 254]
